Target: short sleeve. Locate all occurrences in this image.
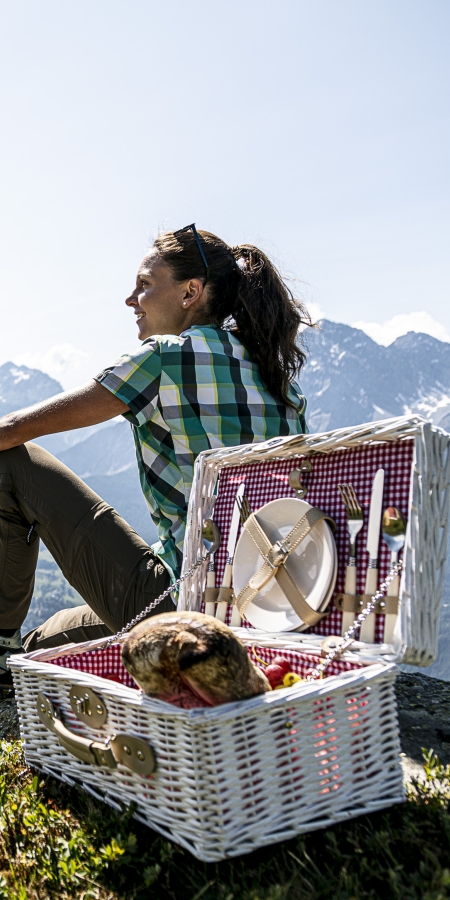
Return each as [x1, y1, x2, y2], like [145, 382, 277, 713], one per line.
[94, 338, 162, 427]
[290, 380, 308, 433]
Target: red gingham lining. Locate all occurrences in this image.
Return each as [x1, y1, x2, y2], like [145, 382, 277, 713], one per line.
[247, 646, 362, 679]
[53, 645, 138, 688]
[51, 642, 362, 687]
[205, 439, 414, 642]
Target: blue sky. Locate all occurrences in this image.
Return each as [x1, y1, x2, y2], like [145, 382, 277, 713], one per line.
[0, 0, 449, 388]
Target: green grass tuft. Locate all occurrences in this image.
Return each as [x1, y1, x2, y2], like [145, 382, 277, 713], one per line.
[0, 741, 449, 899]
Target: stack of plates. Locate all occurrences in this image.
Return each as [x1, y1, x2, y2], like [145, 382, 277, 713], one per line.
[233, 498, 337, 633]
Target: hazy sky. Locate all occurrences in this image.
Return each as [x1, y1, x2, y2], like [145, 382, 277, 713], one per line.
[1, 0, 449, 388]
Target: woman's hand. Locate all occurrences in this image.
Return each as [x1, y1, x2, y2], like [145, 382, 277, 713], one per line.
[0, 380, 129, 451]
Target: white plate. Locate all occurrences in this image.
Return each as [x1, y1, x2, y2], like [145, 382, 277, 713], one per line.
[233, 498, 337, 632]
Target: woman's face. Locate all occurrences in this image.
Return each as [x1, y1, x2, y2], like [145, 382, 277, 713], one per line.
[125, 250, 205, 341]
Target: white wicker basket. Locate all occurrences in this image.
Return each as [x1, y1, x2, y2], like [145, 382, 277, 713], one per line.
[9, 415, 450, 862]
[11, 654, 402, 862]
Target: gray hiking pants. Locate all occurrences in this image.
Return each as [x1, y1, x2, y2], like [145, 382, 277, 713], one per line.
[0, 442, 173, 652]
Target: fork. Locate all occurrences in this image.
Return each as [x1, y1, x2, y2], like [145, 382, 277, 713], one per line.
[338, 484, 364, 637]
[236, 494, 252, 526]
[229, 494, 252, 626]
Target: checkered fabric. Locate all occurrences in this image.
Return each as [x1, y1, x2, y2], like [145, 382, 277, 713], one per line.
[54, 645, 137, 688]
[247, 646, 362, 679]
[52, 641, 362, 686]
[95, 325, 307, 581]
[206, 439, 415, 642]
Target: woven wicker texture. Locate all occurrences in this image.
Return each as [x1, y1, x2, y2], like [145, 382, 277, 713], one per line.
[180, 416, 450, 666]
[10, 656, 404, 862]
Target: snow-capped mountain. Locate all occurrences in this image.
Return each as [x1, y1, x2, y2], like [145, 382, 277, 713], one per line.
[301, 321, 450, 433]
[0, 361, 111, 455]
[0, 362, 63, 416]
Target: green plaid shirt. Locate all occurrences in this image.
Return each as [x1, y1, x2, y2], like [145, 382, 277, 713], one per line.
[95, 325, 307, 581]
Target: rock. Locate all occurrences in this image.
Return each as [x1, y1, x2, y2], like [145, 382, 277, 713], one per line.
[0, 693, 20, 740]
[395, 672, 450, 768]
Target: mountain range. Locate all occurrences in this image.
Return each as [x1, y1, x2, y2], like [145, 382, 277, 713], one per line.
[0, 360, 157, 544]
[300, 321, 450, 433]
[2, 321, 450, 678]
[0, 362, 62, 416]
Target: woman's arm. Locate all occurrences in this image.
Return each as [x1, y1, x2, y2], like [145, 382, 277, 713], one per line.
[0, 380, 129, 451]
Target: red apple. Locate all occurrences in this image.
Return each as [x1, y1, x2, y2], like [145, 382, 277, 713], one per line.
[271, 657, 292, 677]
[264, 664, 286, 688]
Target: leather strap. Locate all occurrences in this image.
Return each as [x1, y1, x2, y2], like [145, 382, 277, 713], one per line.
[204, 587, 220, 605]
[235, 506, 335, 624]
[217, 586, 234, 604]
[275, 565, 325, 627]
[334, 593, 399, 616]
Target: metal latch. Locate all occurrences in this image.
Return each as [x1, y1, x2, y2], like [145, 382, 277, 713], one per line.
[267, 540, 289, 568]
[69, 685, 108, 728]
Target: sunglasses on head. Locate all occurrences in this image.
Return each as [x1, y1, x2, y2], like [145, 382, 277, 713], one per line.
[173, 223, 209, 284]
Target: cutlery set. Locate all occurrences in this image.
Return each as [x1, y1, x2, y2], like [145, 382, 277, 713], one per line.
[338, 468, 406, 642]
[205, 466, 406, 643]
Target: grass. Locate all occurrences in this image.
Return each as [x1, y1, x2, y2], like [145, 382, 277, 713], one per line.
[0, 741, 449, 900]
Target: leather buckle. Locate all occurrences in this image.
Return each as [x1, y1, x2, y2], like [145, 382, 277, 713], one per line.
[267, 540, 289, 568]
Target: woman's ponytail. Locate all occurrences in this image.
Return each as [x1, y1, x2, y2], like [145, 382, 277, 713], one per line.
[153, 229, 312, 409]
[227, 244, 311, 408]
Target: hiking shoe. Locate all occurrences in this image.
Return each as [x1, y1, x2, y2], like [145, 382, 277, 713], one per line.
[0, 630, 23, 691]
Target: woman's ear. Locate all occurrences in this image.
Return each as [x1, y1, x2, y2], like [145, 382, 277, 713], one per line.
[181, 278, 205, 309]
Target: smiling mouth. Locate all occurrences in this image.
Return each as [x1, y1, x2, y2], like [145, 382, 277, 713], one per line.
[136, 313, 146, 321]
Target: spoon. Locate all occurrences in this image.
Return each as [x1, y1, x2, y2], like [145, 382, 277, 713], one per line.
[381, 507, 407, 643]
[202, 519, 221, 616]
[202, 519, 221, 555]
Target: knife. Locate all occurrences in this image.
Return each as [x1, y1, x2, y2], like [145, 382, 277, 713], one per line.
[204, 555, 218, 617]
[359, 468, 384, 643]
[215, 483, 245, 623]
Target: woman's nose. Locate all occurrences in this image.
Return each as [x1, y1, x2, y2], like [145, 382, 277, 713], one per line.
[125, 288, 139, 306]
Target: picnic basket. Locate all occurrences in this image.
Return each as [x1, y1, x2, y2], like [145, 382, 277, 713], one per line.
[9, 414, 450, 862]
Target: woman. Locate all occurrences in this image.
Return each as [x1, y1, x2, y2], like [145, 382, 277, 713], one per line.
[0, 226, 310, 685]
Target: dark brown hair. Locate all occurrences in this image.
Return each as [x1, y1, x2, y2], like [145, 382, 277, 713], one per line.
[152, 229, 311, 408]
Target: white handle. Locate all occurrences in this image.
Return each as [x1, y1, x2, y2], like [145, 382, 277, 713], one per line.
[344, 565, 356, 594]
[221, 562, 233, 589]
[230, 606, 241, 627]
[215, 601, 228, 622]
[215, 562, 233, 622]
[205, 569, 216, 617]
[384, 552, 399, 643]
[359, 566, 378, 642]
[341, 565, 357, 636]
